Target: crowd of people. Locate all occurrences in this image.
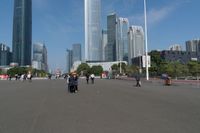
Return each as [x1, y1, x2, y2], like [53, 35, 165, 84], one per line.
[65, 73, 96, 93]
[7, 72, 32, 82]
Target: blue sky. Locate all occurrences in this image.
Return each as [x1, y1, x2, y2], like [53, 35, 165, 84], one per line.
[0, 0, 200, 71]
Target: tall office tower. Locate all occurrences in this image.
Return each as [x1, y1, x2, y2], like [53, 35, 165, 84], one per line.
[186, 39, 200, 53]
[102, 30, 107, 61]
[72, 43, 82, 63]
[116, 17, 129, 62]
[32, 43, 48, 71]
[84, 0, 101, 61]
[12, 0, 32, 66]
[0, 43, 12, 66]
[128, 26, 144, 65]
[169, 44, 182, 51]
[106, 13, 117, 61]
[66, 49, 73, 73]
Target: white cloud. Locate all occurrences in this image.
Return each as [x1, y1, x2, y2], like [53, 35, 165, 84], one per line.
[128, 0, 191, 26]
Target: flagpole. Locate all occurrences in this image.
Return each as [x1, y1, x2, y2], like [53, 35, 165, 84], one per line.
[144, 0, 149, 80]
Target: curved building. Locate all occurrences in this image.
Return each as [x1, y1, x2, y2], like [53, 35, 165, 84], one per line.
[84, 0, 101, 61]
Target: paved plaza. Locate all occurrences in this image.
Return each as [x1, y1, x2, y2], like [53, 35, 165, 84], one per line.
[0, 79, 200, 133]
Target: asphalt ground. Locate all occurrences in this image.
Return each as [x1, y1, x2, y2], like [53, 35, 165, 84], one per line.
[0, 79, 200, 133]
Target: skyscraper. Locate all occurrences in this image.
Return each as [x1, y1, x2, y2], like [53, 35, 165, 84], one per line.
[12, 0, 32, 66]
[32, 43, 48, 71]
[186, 39, 200, 53]
[66, 49, 73, 73]
[84, 0, 101, 61]
[0, 43, 12, 66]
[128, 26, 144, 64]
[116, 17, 129, 62]
[102, 30, 107, 61]
[106, 13, 117, 61]
[72, 43, 82, 63]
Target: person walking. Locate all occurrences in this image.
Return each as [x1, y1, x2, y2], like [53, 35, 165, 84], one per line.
[27, 72, 32, 82]
[68, 74, 74, 93]
[73, 73, 78, 92]
[86, 73, 90, 84]
[135, 74, 141, 87]
[90, 74, 95, 84]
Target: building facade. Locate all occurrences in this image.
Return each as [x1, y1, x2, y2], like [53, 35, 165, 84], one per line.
[106, 13, 117, 61]
[186, 39, 200, 53]
[0, 43, 12, 66]
[169, 44, 182, 51]
[66, 49, 73, 73]
[128, 26, 145, 65]
[116, 17, 129, 62]
[12, 0, 32, 66]
[32, 43, 48, 71]
[84, 0, 101, 61]
[72, 43, 82, 63]
[161, 50, 198, 63]
[102, 30, 107, 61]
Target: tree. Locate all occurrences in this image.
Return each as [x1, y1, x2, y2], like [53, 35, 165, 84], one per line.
[76, 63, 90, 75]
[0, 69, 3, 75]
[89, 65, 103, 76]
[125, 65, 138, 76]
[149, 50, 163, 76]
[117, 62, 127, 73]
[187, 61, 200, 76]
[7, 67, 27, 76]
[111, 64, 118, 71]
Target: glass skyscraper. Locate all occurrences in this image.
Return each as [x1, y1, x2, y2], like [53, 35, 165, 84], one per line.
[32, 43, 48, 71]
[106, 13, 117, 61]
[72, 43, 82, 63]
[116, 17, 129, 62]
[128, 26, 144, 65]
[102, 30, 107, 61]
[0, 43, 12, 66]
[66, 49, 73, 73]
[84, 0, 101, 61]
[12, 0, 32, 66]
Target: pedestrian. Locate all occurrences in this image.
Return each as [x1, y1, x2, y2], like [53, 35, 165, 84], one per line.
[86, 73, 90, 84]
[135, 74, 141, 87]
[15, 74, 18, 80]
[48, 74, 52, 80]
[27, 72, 32, 82]
[90, 74, 95, 84]
[68, 74, 75, 93]
[73, 73, 78, 92]
[7, 74, 12, 81]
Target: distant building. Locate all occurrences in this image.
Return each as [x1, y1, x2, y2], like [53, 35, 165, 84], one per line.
[169, 44, 182, 51]
[71, 61, 127, 72]
[0, 43, 12, 66]
[161, 50, 198, 63]
[84, 0, 101, 61]
[102, 30, 107, 61]
[66, 49, 73, 73]
[32, 43, 48, 71]
[116, 17, 129, 62]
[186, 39, 200, 53]
[12, 0, 32, 66]
[128, 26, 145, 65]
[72, 43, 82, 63]
[106, 13, 117, 61]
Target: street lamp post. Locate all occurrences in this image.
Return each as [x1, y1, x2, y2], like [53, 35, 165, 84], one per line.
[144, 0, 149, 80]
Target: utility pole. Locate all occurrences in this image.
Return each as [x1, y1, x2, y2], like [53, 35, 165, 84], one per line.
[144, 0, 149, 80]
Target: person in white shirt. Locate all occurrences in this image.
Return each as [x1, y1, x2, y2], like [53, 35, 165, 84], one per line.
[90, 74, 95, 84]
